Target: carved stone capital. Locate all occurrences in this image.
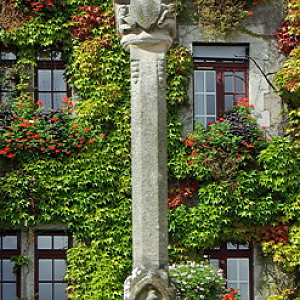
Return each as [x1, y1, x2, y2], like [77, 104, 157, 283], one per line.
[114, 0, 176, 50]
[124, 266, 176, 300]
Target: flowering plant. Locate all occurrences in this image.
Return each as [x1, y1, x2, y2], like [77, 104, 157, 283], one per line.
[8, 0, 63, 14]
[0, 96, 98, 159]
[169, 261, 240, 300]
[182, 98, 268, 181]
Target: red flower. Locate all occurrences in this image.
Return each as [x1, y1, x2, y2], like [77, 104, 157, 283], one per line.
[245, 149, 251, 153]
[248, 11, 254, 16]
[58, 143, 64, 146]
[68, 101, 74, 107]
[18, 144, 24, 147]
[51, 118, 58, 122]
[40, 147, 46, 151]
[0, 150, 7, 154]
[253, 1, 258, 4]
[17, 105, 23, 109]
[203, 144, 209, 148]
[72, 125, 79, 130]
[219, 118, 224, 121]
[84, 127, 90, 131]
[100, 134, 106, 138]
[88, 139, 95, 143]
[188, 137, 195, 141]
[191, 152, 198, 156]
[261, 126, 266, 129]
[242, 141, 248, 145]
[51, 139, 56, 143]
[49, 146, 56, 150]
[62, 96, 68, 102]
[188, 160, 193, 165]
[249, 144, 254, 148]
[65, 151, 71, 154]
[6, 133, 12, 136]
[55, 150, 61, 153]
[4, 147, 11, 152]
[7, 153, 16, 158]
[76, 144, 82, 148]
[237, 154, 241, 160]
[229, 288, 239, 294]
[186, 142, 195, 147]
[46, 0, 53, 5]
[69, 135, 74, 138]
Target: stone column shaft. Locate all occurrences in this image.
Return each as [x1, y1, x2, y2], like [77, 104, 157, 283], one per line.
[130, 44, 168, 270]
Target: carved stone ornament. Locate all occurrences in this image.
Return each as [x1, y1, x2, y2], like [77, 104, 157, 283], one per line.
[124, 266, 176, 300]
[113, 0, 176, 50]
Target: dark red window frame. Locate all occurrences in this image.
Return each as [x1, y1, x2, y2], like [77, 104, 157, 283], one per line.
[34, 232, 71, 300]
[34, 52, 71, 111]
[193, 61, 249, 125]
[0, 232, 21, 300]
[205, 243, 254, 300]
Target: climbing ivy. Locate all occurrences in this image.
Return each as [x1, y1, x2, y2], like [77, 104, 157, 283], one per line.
[0, 1, 298, 300]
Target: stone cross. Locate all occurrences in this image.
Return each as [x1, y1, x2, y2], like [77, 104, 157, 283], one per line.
[113, 0, 176, 299]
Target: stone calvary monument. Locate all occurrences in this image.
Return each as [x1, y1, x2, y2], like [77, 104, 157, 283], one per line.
[113, 0, 176, 299]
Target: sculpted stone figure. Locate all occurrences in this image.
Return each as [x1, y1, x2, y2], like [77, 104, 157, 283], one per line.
[114, 0, 176, 48]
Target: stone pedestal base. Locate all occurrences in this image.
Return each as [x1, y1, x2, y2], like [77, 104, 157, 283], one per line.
[124, 267, 176, 300]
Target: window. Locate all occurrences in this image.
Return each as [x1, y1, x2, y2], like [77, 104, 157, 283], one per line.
[0, 48, 17, 103]
[193, 43, 249, 127]
[205, 243, 253, 300]
[35, 50, 70, 111]
[35, 233, 71, 300]
[0, 233, 20, 300]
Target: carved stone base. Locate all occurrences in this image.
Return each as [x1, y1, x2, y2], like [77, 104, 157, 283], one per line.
[124, 267, 176, 300]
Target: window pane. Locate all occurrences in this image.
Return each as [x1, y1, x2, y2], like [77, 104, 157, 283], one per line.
[54, 260, 67, 281]
[53, 93, 66, 111]
[54, 236, 68, 250]
[207, 95, 216, 115]
[3, 283, 16, 300]
[52, 52, 62, 61]
[1, 52, 16, 60]
[194, 94, 204, 116]
[2, 236, 17, 249]
[2, 260, 16, 281]
[239, 243, 249, 250]
[38, 236, 52, 249]
[239, 283, 249, 300]
[195, 117, 205, 127]
[227, 243, 238, 250]
[227, 259, 238, 280]
[225, 72, 233, 92]
[53, 70, 67, 91]
[39, 283, 52, 300]
[207, 117, 216, 125]
[235, 72, 244, 92]
[194, 71, 204, 92]
[225, 95, 234, 109]
[239, 259, 249, 281]
[206, 71, 215, 92]
[38, 70, 51, 91]
[38, 93, 52, 111]
[54, 283, 67, 300]
[209, 259, 219, 269]
[39, 259, 53, 281]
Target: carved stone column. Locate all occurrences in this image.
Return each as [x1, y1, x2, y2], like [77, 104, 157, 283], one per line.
[113, 1, 176, 299]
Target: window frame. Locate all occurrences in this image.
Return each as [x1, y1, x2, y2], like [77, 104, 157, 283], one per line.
[205, 243, 254, 300]
[0, 47, 17, 104]
[0, 232, 21, 300]
[34, 50, 71, 111]
[34, 232, 71, 300]
[193, 43, 249, 128]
